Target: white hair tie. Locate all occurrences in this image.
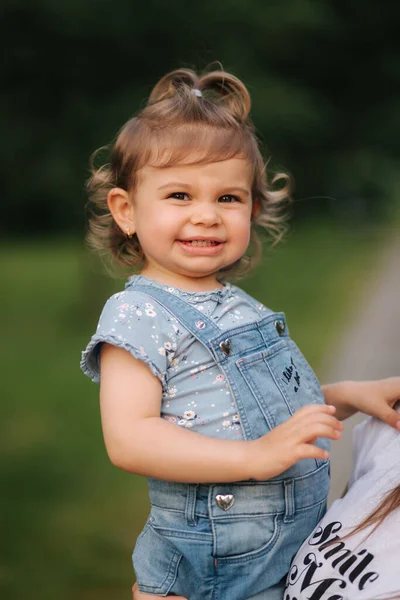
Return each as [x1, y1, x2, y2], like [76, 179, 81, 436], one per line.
[192, 89, 202, 97]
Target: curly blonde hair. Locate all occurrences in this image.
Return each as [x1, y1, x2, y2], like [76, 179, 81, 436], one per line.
[86, 68, 291, 279]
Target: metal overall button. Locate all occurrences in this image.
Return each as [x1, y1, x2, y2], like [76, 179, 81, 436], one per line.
[215, 494, 235, 511]
[274, 319, 285, 336]
[219, 339, 232, 355]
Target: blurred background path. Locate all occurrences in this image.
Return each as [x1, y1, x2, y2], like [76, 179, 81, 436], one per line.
[323, 234, 400, 505]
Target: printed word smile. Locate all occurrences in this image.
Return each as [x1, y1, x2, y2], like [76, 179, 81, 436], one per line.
[286, 520, 379, 600]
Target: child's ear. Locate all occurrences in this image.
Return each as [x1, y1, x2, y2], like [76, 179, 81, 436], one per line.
[107, 187, 136, 235]
[251, 200, 260, 219]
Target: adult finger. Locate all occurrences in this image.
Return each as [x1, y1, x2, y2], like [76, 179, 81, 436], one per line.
[382, 378, 400, 428]
[378, 405, 400, 430]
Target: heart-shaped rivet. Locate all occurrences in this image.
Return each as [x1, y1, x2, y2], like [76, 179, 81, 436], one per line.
[215, 494, 235, 511]
[219, 339, 232, 355]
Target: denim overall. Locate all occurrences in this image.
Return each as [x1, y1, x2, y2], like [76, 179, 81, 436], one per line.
[131, 283, 330, 600]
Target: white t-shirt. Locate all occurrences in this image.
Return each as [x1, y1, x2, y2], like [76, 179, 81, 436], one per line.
[285, 410, 400, 600]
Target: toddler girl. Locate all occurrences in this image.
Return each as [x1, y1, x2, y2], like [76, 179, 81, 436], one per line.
[81, 68, 400, 600]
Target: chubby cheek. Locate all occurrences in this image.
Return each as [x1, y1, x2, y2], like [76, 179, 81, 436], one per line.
[137, 210, 177, 247]
[233, 218, 252, 251]
[237, 232, 251, 258]
[150, 214, 179, 239]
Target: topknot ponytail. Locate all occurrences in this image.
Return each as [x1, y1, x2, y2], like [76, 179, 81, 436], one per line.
[198, 71, 251, 123]
[147, 68, 251, 125]
[148, 69, 199, 105]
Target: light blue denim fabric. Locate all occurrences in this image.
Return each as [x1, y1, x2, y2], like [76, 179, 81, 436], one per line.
[128, 281, 330, 600]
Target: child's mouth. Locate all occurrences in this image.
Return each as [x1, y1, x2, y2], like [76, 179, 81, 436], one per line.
[179, 240, 221, 247]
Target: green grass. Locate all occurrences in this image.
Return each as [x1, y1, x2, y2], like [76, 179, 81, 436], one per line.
[0, 223, 387, 599]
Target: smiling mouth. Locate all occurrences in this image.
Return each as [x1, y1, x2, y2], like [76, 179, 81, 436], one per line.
[179, 240, 222, 247]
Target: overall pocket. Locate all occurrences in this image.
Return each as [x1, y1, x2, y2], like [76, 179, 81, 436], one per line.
[215, 513, 281, 562]
[237, 338, 329, 452]
[132, 523, 183, 595]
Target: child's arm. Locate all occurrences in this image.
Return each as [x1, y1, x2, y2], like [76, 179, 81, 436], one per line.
[322, 378, 400, 429]
[100, 344, 342, 483]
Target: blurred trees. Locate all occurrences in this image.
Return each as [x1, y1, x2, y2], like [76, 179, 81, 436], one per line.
[1, 0, 399, 236]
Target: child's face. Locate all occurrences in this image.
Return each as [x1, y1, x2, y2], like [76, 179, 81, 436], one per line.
[132, 157, 253, 289]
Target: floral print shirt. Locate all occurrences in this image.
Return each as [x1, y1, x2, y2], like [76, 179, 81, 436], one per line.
[81, 275, 269, 440]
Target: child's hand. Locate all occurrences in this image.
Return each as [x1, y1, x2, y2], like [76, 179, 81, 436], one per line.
[323, 377, 400, 429]
[249, 404, 342, 481]
[132, 582, 188, 599]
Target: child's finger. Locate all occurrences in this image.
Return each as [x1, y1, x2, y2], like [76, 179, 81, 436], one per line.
[299, 422, 342, 442]
[289, 410, 342, 432]
[294, 404, 336, 418]
[296, 444, 329, 462]
[307, 414, 343, 429]
[285, 404, 337, 429]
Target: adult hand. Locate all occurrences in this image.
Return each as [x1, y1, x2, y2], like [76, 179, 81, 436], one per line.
[354, 377, 400, 429]
[132, 582, 188, 600]
[323, 377, 400, 429]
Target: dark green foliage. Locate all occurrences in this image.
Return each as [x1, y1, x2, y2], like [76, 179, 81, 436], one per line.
[1, 0, 399, 236]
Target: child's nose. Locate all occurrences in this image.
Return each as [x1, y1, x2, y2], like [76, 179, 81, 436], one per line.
[190, 202, 222, 226]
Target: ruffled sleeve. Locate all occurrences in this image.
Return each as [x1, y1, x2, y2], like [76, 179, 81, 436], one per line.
[80, 289, 179, 385]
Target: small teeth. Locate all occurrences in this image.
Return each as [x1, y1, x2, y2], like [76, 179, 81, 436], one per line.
[182, 240, 219, 246]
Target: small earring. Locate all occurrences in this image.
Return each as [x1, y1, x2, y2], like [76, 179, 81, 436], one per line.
[126, 227, 133, 238]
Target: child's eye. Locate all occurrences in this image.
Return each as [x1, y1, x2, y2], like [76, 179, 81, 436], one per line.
[219, 194, 240, 203]
[168, 192, 189, 200]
